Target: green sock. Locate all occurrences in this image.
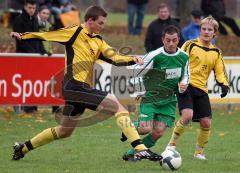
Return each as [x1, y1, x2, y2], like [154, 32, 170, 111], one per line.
[142, 133, 156, 148]
[126, 133, 156, 155]
[133, 121, 139, 128]
[126, 148, 135, 155]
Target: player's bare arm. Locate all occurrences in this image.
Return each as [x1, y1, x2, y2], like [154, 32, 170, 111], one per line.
[10, 32, 22, 40]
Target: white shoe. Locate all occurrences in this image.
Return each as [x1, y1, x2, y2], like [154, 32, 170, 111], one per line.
[194, 153, 207, 160]
[165, 144, 176, 151]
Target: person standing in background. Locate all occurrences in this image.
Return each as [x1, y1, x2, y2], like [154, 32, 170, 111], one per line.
[201, 0, 240, 37]
[144, 3, 184, 52]
[38, 5, 53, 55]
[182, 10, 203, 41]
[13, 0, 46, 113]
[127, 0, 148, 35]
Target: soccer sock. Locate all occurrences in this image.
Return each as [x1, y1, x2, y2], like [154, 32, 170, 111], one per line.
[126, 133, 156, 155]
[22, 127, 59, 154]
[168, 120, 185, 146]
[195, 127, 210, 154]
[120, 121, 139, 142]
[115, 111, 146, 151]
[142, 133, 156, 148]
[133, 121, 139, 128]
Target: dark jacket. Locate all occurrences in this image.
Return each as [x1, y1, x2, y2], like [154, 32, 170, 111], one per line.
[13, 8, 46, 53]
[127, 0, 148, 5]
[144, 17, 184, 52]
[201, 0, 226, 19]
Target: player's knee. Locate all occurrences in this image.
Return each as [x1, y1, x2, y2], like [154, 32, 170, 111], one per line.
[181, 109, 193, 122]
[152, 128, 165, 139]
[200, 118, 211, 128]
[57, 128, 73, 138]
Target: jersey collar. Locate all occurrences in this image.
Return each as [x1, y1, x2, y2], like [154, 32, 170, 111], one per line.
[81, 24, 98, 37]
[197, 37, 215, 48]
[161, 47, 180, 56]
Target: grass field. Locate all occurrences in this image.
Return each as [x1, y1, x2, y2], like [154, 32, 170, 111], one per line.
[0, 108, 239, 173]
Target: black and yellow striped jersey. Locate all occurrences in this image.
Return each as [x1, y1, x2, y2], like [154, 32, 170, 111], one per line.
[181, 38, 229, 93]
[21, 24, 135, 86]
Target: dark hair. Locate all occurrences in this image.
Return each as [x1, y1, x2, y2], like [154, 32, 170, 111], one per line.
[162, 25, 180, 37]
[38, 5, 50, 12]
[24, 0, 36, 5]
[84, 6, 107, 22]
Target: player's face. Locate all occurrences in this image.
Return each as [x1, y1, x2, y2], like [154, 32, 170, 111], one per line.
[38, 9, 50, 22]
[24, 3, 37, 17]
[162, 33, 179, 53]
[200, 23, 215, 43]
[89, 16, 107, 34]
[158, 7, 170, 20]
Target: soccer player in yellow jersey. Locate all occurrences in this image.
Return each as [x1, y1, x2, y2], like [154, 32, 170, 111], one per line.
[10, 6, 161, 161]
[166, 16, 229, 160]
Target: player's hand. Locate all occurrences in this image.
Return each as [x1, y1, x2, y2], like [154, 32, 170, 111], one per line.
[10, 32, 22, 40]
[133, 56, 144, 65]
[136, 94, 144, 101]
[178, 82, 188, 93]
[220, 84, 229, 98]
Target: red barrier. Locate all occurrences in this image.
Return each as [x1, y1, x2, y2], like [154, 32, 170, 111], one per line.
[0, 53, 65, 105]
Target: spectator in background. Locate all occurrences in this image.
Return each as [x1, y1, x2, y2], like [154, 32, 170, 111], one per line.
[51, 0, 73, 28]
[38, 5, 60, 113]
[38, 5, 53, 55]
[182, 10, 203, 41]
[13, 0, 46, 113]
[201, 0, 240, 37]
[144, 3, 184, 52]
[127, 0, 148, 35]
[37, 0, 52, 7]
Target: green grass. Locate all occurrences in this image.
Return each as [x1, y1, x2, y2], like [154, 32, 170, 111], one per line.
[104, 13, 156, 27]
[0, 108, 240, 173]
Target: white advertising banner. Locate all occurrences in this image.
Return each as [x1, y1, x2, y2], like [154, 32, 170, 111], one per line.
[94, 58, 240, 104]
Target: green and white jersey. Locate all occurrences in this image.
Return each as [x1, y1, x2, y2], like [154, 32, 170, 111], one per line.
[134, 47, 190, 105]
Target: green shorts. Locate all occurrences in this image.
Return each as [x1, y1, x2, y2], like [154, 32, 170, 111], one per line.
[139, 102, 176, 127]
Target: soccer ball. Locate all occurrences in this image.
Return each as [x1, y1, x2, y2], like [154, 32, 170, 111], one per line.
[160, 149, 182, 171]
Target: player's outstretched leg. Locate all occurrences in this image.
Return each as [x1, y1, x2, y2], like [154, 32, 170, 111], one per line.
[123, 133, 157, 161]
[12, 116, 79, 160]
[123, 121, 167, 162]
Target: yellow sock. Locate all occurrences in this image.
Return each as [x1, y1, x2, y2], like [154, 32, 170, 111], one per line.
[168, 120, 185, 146]
[22, 127, 59, 154]
[115, 111, 146, 151]
[195, 127, 210, 154]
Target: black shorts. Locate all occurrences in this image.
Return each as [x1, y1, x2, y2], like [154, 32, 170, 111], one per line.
[62, 79, 108, 116]
[177, 85, 212, 122]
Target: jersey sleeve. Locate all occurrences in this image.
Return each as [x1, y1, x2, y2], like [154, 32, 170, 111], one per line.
[214, 51, 229, 86]
[21, 26, 80, 44]
[98, 40, 135, 66]
[134, 51, 155, 77]
[181, 40, 192, 54]
[180, 59, 190, 85]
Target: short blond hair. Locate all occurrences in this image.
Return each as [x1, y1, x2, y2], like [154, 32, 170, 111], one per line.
[200, 16, 219, 33]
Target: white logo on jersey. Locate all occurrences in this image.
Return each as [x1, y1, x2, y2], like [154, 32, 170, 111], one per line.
[139, 114, 148, 118]
[165, 68, 181, 79]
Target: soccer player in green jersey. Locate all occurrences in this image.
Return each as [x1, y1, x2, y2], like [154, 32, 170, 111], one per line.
[122, 25, 190, 161]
